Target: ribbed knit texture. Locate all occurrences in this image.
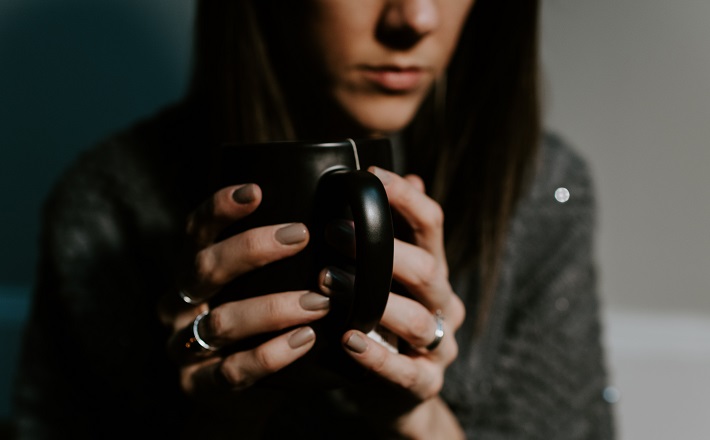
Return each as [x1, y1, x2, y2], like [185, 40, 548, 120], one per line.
[443, 133, 615, 439]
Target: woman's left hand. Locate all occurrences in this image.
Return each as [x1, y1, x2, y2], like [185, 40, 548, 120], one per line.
[330, 166, 466, 438]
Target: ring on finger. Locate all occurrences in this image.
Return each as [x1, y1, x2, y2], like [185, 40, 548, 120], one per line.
[193, 311, 219, 351]
[425, 310, 445, 351]
[181, 311, 219, 356]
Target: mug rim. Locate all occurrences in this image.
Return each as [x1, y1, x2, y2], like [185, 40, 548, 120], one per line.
[220, 137, 390, 149]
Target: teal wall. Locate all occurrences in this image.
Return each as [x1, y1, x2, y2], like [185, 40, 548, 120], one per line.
[0, 0, 195, 420]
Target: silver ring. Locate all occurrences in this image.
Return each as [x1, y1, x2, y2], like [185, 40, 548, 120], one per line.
[425, 310, 445, 351]
[179, 289, 201, 305]
[193, 311, 219, 352]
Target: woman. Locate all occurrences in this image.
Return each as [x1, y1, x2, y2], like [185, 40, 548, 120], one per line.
[12, 0, 615, 439]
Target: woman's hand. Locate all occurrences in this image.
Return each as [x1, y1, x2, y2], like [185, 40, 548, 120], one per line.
[334, 167, 466, 439]
[157, 184, 330, 397]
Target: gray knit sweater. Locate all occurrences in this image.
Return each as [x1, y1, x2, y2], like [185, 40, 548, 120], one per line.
[12, 103, 615, 439]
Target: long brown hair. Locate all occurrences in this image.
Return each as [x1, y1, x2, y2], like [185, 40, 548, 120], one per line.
[187, 0, 541, 331]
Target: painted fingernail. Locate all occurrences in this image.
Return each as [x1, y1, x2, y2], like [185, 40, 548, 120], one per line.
[299, 292, 330, 311]
[288, 327, 315, 349]
[233, 184, 256, 204]
[322, 267, 354, 294]
[370, 166, 392, 185]
[275, 223, 308, 245]
[345, 333, 368, 354]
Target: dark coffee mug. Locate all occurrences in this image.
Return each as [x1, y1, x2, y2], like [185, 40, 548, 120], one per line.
[211, 137, 395, 388]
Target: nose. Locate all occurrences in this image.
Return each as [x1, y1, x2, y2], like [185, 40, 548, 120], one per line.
[378, 0, 440, 49]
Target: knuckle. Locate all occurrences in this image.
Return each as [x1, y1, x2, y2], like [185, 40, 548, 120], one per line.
[443, 339, 459, 365]
[422, 202, 444, 230]
[404, 173, 425, 191]
[238, 231, 271, 267]
[193, 250, 216, 282]
[179, 369, 196, 395]
[398, 366, 419, 391]
[425, 373, 444, 398]
[398, 184, 419, 206]
[204, 309, 224, 340]
[240, 231, 262, 256]
[194, 249, 227, 286]
[252, 345, 280, 374]
[447, 295, 466, 329]
[368, 347, 389, 375]
[263, 296, 287, 322]
[411, 254, 438, 288]
[219, 360, 252, 390]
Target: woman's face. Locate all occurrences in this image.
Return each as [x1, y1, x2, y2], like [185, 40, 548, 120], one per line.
[305, 0, 475, 135]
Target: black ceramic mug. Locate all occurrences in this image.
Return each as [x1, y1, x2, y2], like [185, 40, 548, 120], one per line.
[211, 137, 395, 388]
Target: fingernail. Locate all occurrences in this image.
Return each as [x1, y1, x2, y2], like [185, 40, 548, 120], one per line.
[370, 166, 392, 185]
[345, 333, 368, 354]
[275, 223, 308, 245]
[233, 184, 256, 204]
[321, 267, 354, 294]
[288, 327, 315, 349]
[299, 292, 330, 311]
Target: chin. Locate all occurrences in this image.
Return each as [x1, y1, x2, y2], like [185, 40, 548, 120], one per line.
[337, 93, 425, 136]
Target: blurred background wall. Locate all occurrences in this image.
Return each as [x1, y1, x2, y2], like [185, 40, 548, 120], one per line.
[1, 0, 708, 438]
[0, 0, 194, 428]
[541, 1, 710, 438]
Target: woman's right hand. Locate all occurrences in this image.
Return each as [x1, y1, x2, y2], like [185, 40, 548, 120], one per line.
[157, 183, 330, 397]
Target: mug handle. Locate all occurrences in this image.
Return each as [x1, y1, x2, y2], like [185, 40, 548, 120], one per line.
[318, 170, 394, 333]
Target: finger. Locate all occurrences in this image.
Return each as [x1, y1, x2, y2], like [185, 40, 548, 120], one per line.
[392, 238, 452, 311]
[403, 174, 425, 193]
[166, 290, 329, 364]
[317, 248, 462, 328]
[182, 222, 309, 300]
[198, 291, 329, 348]
[343, 330, 443, 400]
[167, 308, 219, 365]
[317, 266, 354, 296]
[179, 357, 222, 396]
[186, 184, 262, 247]
[201, 326, 317, 392]
[369, 167, 445, 261]
[378, 294, 459, 362]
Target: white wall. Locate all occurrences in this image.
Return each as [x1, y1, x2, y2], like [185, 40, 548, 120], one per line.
[541, 1, 710, 438]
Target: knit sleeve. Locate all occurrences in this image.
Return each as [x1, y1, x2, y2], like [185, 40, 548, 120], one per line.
[11, 136, 188, 439]
[444, 134, 616, 439]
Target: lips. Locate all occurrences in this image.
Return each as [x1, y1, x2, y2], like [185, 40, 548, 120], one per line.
[359, 66, 427, 92]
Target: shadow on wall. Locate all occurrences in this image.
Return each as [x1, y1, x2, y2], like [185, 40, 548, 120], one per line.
[0, 0, 192, 421]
